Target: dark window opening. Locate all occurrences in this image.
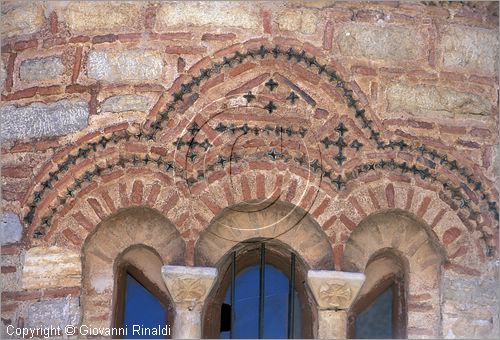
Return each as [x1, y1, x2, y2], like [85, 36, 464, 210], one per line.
[204, 242, 313, 339]
[355, 286, 393, 339]
[114, 265, 171, 339]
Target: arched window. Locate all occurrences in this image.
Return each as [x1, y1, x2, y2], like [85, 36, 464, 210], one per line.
[203, 242, 314, 338]
[348, 251, 407, 339]
[113, 247, 173, 339]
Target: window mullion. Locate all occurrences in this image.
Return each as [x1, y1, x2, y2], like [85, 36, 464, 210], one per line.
[258, 243, 266, 339]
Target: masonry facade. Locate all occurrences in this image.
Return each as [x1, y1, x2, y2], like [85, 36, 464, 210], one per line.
[1, 1, 499, 339]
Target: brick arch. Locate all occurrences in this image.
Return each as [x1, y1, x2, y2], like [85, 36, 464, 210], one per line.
[20, 40, 497, 256]
[44, 168, 190, 248]
[342, 210, 446, 337]
[194, 200, 334, 270]
[81, 206, 185, 328]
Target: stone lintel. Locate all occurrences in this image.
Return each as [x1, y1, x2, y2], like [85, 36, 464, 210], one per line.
[161, 265, 217, 309]
[307, 270, 365, 311]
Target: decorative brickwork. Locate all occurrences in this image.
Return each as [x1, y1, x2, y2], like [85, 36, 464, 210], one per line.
[1, 1, 498, 339]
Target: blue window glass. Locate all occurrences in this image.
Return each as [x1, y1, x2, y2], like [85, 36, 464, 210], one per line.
[220, 264, 301, 339]
[123, 274, 168, 339]
[355, 287, 393, 339]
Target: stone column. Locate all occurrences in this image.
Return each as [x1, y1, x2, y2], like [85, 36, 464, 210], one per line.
[307, 270, 365, 339]
[161, 265, 218, 339]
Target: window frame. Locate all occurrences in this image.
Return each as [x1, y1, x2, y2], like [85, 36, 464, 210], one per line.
[202, 243, 316, 338]
[113, 262, 174, 339]
[347, 252, 407, 339]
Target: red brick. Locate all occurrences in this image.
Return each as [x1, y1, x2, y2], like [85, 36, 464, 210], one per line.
[124, 143, 148, 153]
[72, 46, 83, 83]
[131, 180, 144, 205]
[146, 183, 161, 206]
[457, 139, 480, 149]
[161, 193, 179, 214]
[333, 244, 343, 271]
[323, 20, 333, 50]
[87, 198, 107, 220]
[385, 183, 395, 208]
[1, 245, 20, 255]
[1, 165, 32, 178]
[42, 287, 81, 299]
[285, 179, 297, 203]
[200, 73, 224, 92]
[207, 170, 226, 185]
[201, 33, 236, 41]
[100, 190, 117, 213]
[226, 73, 270, 96]
[405, 188, 414, 211]
[443, 227, 462, 245]
[2, 87, 37, 101]
[240, 176, 252, 201]
[444, 263, 480, 276]
[72, 211, 94, 231]
[1, 266, 17, 274]
[69, 35, 90, 43]
[255, 174, 266, 199]
[165, 45, 206, 54]
[348, 196, 367, 218]
[4, 52, 16, 92]
[312, 197, 330, 219]
[339, 214, 357, 231]
[223, 182, 235, 206]
[62, 228, 82, 246]
[262, 10, 272, 34]
[92, 34, 117, 44]
[13, 39, 38, 51]
[417, 196, 432, 218]
[101, 169, 124, 183]
[367, 188, 381, 210]
[200, 194, 221, 215]
[2, 290, 42, 301]
[470, 127, 491, 138]
[351, 65, 377, 76]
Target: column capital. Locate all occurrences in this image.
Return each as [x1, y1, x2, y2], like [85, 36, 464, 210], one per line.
[161, 265, 218, 309]
[307, 270, 365, 311]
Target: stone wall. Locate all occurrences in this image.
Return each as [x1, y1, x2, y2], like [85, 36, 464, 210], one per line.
[1, 1, 498, 339]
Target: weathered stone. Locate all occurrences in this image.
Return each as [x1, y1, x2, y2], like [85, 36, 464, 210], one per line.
[61, 2, 143, 34]
[386, 82, 491, 117]
[19, 56, 65, 82]
[318, 310, 347, 339]
[1, 212, 23, 245]
[336, 23, 425, 61]
[22, 246, 82, 289]
[162, 265, 218, 339]
[276, 9, 319, 34]
[27, 298, 80, 329]
[307, 270, 365, 310]
[1, 3, 45, 38]
[442, 25, 499, 75]
[443, 275, 498, 307]
[87, 49, 164, 82]
[100, 95, 152, 113]
[155, 2, 260, 31]
[0, 100, 89, 141]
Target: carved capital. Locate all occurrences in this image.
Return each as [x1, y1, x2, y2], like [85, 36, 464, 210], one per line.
[307, 270, 365, 310]
[161, 265, 217, 308]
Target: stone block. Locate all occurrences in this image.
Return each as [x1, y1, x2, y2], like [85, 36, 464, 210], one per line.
[1, 3, 45, 38]
[61, 2, 143, 34]
[161, 265, 217, 307]
[336, 23, 425, 62]
[100, 95, 152, 113]
[22, 246, 82, 289]
[1, 212, 23, 245]
[318, 310, 347, 339]
[441, 25, 499, 75]
[385, 82, 491, 117]
[276, 9, 319, 34]
[307, 270, 365, 310]
[0, 100, 89, 141]
[87, 49, 164, 82]
[155, 2, 260, 31]
[19, 56, 65, 82]
[26, 297, 80, 329]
